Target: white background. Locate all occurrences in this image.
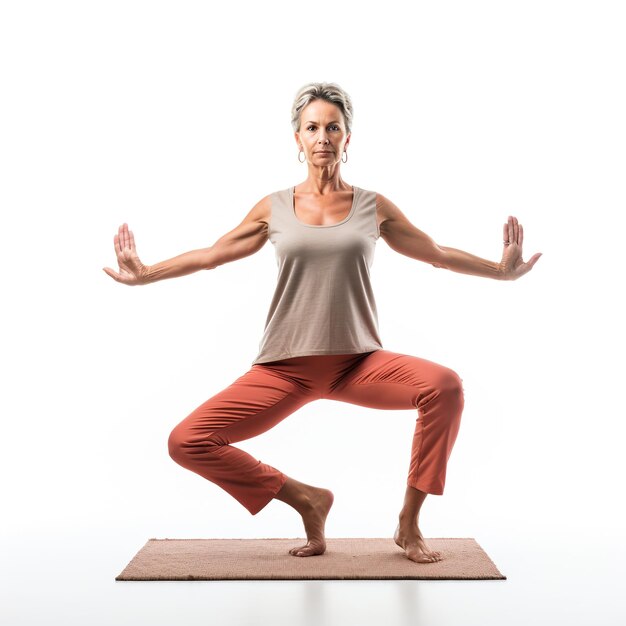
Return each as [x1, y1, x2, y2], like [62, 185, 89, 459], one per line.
[1, 1, 625, 624]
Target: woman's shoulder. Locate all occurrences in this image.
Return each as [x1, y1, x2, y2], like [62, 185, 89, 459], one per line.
[351, 184, 380, 199]
[245, 192, 275, 229]
[353, 185, 385, 209]
[250, 187, 293, 225]
[369, 190, 402, 230]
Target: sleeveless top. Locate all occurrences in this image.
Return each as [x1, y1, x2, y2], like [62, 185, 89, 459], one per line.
[251, 184, 384, 366]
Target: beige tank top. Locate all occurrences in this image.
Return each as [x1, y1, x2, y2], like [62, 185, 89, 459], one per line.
[251, 184, 384, 366]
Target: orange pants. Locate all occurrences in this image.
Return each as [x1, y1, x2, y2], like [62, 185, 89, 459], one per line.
[168, 350, 464, 515]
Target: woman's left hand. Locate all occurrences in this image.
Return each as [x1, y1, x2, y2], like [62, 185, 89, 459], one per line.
[499, 216, 543, 281]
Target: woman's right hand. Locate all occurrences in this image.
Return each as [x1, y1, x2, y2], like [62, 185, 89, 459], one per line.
[102, 223, 149, 286]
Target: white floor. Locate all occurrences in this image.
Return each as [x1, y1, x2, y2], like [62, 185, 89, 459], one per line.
[2, 523, 623, 626]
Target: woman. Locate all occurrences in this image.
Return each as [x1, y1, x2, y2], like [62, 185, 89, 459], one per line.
[103, 82, 542, 564]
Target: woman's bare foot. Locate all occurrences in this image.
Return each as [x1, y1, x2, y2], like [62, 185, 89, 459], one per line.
[394, 519, 443, 563]
[288, 486, 334, 557]
[272, 476, 334, 557]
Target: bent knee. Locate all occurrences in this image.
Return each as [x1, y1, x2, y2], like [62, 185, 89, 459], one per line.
[168, 424, 219, 461]
[168, 427, 185, 461]
[440, 368, 465, 410]
[168, 426, 200, 461]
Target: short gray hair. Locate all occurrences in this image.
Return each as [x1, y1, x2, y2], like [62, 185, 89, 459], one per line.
[291, 82, 354, 136]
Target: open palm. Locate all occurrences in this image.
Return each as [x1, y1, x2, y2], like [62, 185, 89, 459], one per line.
[499, 216, 542, 280]
[102, 223, 148, 286]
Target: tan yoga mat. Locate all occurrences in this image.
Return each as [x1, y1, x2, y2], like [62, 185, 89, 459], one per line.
[115, 537, 506, 580]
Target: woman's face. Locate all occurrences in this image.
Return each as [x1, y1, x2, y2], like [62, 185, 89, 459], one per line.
[295, 99, 350, 166]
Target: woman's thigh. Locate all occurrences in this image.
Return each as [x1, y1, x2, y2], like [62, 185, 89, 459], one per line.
[169, 363, 318, 448]
[324, 349, 464, 409]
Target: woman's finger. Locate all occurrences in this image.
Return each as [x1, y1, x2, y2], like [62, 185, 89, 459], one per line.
[103, 267, 119, 281]
[519, 223, 524, 249]
[129, 229, 136, 252]
[115, 232, 125, 257]
[115, 232, 125, 260]
[502, 222, 508, 243]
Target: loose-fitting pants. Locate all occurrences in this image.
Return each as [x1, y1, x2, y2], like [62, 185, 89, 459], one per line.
[168, 349, 465, 516]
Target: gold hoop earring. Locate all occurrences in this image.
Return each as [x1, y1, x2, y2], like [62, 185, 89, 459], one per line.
[298, 150, 305, 163]
[342, 150, 348, 163]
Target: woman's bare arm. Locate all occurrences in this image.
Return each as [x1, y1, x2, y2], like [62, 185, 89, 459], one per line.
[103, 195, 271, 285]
[377, 193, 541, 280]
